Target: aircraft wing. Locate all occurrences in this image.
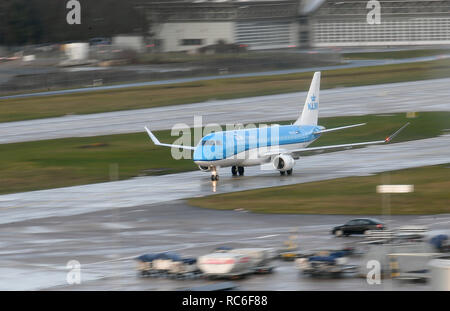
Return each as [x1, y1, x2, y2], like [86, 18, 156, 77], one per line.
[144, 126, 196, 150]
[265, 123, 409, 157]
[313, 123, 366, 134]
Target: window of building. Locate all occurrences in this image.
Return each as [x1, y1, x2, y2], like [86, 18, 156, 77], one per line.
[300, 31, 309, 43]
[180, 39, 203, 46]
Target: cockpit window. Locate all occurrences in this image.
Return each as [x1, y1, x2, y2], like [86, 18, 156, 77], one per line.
[202, 140, 222, 146]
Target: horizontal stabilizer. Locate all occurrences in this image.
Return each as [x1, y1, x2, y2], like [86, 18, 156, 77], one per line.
[314, 123, 366, 134]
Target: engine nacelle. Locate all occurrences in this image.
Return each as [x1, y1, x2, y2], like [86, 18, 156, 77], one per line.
[272, 154, 295, 171]
[198, 165, 210, 172]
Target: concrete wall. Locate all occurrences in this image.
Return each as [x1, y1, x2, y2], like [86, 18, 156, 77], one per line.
[157, 22, 234, 52]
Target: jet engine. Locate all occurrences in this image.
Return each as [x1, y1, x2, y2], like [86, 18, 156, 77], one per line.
[272, 154, 295, 171]
[198, 165, 210, 172]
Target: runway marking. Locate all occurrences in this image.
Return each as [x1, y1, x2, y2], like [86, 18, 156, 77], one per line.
[254, 234, 280, 239]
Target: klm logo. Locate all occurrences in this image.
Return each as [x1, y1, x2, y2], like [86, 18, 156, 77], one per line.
[308, 95, 318, 110]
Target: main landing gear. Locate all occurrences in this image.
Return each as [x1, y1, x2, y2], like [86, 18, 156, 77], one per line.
[231, 166, 244, 176]
[280, 169, 293, 176]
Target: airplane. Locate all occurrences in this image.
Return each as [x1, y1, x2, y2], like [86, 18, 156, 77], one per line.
[145, 71, 409, 181]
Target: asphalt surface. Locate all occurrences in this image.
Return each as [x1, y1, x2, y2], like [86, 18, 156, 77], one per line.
[1, 200, 448, 291]
[1, 78, 450, 144]
[0, 135, 448, 226]
[1, 54, 448, 100]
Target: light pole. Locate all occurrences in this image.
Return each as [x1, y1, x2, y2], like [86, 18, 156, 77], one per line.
[376, 180, 414, 290]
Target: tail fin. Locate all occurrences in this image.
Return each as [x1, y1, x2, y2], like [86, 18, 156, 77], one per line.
[294, 71, 320, 126]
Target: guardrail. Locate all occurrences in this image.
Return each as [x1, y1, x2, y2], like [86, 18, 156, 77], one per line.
[362, 226, 428, 244]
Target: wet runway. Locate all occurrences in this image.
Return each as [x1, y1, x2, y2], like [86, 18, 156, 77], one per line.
[0, 135, 448, 225]
[1, 201, 449, 290]
[1, 78, 450, 144]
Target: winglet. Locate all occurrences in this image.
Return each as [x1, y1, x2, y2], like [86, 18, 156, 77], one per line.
[385, 122, 410, 143]
[144, 126, 196, 150]
[145, 126, 160, 145]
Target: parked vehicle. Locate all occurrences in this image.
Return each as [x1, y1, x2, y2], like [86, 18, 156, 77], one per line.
[197, 248, 274, 279]
[197, 252, 252, 279]
[430, 234, 450, 252]
[229, 248, 275, 274]
[295, 250, 357, 277]
[331, 218, 385, 237]
[135, 252, 201, 279]
[89, 37, 111, 46]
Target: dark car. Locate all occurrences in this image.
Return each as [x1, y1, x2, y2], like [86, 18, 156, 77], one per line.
[89, 37, 111, 46]
[331, 218, 385, 237]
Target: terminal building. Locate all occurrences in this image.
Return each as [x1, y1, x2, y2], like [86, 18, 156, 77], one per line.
[311, 0, 450, 47]
[136, 0, 450, 52]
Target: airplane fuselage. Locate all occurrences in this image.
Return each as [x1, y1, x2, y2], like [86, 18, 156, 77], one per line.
[193, 124, 322, 168]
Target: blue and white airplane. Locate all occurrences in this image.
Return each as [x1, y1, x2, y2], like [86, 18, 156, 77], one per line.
[145, 72, 408, 181]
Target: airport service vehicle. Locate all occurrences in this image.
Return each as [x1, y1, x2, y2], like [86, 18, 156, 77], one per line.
[295, 250, 357, 277]
[197, 248, 274, 279]
[135, 252, 200, 279]
[145, 71, 409, 181]
[228, 248, 275, 274]
[430, 234, 450, 252]
[331, 218, 385, 237]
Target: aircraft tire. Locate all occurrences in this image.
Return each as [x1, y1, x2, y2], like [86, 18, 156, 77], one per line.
[238, 166, 244, 176]
[231, 166, 238, 176]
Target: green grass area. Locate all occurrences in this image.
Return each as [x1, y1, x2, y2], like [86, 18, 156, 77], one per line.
[188, 164, 450, 215]
[308, 112, 450, 148]
[0, 111, 448, 195]
[343, 49, 450, 60]
[0, 131, 197, 195]
[0, 59, 449, 123]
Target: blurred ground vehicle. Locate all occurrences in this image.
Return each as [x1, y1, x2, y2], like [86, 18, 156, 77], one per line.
[197, 248, 274, 279]
[295, 249, 357, 278]
[89, 37, 111, 46]
[331, 218, 385, 237]
[136, 247, 275, 280]
[430, 234, 450, 252]
[135, 252, 201, 279]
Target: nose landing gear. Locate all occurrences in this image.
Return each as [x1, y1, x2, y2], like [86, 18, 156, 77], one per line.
[211, 166, 219, 181]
